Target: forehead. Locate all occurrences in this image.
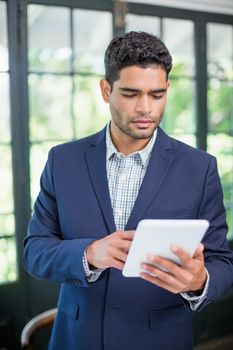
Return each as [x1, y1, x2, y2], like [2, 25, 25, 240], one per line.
[115, 65, 167, 90]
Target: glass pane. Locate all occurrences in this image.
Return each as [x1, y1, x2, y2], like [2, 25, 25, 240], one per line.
[163, 18, 195, 77]
[207, 23, 233, 80]
[0, 214, 15, 237]
[0, 1, 17, 284]
[0, 145, 14, 214]
[0, 237, 18, 284]
[28, 5, 71, 72]
[208, 79, 233, 133]
[29, 74, 73, 141]
[207, 134, 233, 240]
[163, 78, 196, 137]
[0, 1, 8, 71]
[30, 142, 60, 205]
[73, 10, 112, 74]
[126, 14, 160, 36]
[169, 134, 196, 147]
[74, 75, 110, 139]
[0, 73, 10, 142]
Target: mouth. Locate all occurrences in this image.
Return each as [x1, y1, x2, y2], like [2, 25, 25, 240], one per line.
[132, 119, 154, 129]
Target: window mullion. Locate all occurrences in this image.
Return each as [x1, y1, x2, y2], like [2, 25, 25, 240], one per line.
[8, 0, 31, 279]
[195, 14, 208, 151]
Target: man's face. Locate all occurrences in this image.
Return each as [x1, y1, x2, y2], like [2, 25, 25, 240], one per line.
[100, 65, 169, 141]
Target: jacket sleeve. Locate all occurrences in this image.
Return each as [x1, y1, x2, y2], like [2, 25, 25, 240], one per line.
[23, 148, 95, 287]
[197, 156, 233, 310]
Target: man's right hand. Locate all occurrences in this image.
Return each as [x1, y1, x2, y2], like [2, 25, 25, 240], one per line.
[86, 230, 135, 270]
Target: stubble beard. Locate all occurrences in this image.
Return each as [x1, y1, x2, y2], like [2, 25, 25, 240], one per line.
[110, 103, 163, 140]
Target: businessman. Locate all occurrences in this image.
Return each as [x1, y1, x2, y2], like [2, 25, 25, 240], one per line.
[24, 31, 233, 350]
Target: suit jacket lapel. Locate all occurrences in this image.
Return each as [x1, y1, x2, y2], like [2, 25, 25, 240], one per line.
[125, 127, 176, 230]
[85, 128, 116, 234]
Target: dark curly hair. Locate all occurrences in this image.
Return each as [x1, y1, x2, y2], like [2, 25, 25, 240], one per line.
[104, 31, 172, 88]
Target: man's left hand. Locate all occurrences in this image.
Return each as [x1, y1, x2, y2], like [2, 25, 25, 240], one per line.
[140, 243, 207, 294]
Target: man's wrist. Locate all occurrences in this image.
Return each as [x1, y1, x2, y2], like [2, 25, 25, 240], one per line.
[189, 268, 207, 295]
[180, 269, 210, 311]
[86, 242, 98, 269]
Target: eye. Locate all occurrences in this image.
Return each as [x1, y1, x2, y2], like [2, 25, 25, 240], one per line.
[122, 94, 137, 98]
[152, 95, 163, 100]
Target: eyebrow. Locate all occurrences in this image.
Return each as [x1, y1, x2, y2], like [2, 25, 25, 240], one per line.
[119, 87, 167, 93]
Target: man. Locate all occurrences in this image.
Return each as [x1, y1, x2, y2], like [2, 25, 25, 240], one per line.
[24, 31, 233, 350]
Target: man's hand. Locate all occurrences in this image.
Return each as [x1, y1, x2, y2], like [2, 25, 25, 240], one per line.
[140, 243, 207, 294]
[86, 231, 135, 270]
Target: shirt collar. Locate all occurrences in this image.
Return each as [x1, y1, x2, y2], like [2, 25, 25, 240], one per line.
[106, 122, 157, 167]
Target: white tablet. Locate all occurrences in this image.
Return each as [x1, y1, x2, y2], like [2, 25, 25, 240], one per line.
[122, 219, 209, 277]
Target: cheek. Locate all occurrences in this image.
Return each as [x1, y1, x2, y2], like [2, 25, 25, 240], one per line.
[115, 99, 134, 116]
[153, 98, 167, 114]
[110, 100, 130, 120]
[111, 95, 125, 109]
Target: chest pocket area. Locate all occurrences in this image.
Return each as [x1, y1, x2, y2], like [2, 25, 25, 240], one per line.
[150, 206, 197, 219]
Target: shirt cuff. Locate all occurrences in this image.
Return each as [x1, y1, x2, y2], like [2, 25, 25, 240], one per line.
[82, 250, 105, 283]
[180, 268, 209, 311]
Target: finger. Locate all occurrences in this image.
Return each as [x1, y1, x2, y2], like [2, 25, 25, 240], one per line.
[141, 262, 172, 280]
[115, 239, 133, 252]
[170, 245, 192, 267]
[113, 248, 128, 263]
[193, 243, 204, 258]
[146, 255, 181, 275]
[111, 258, 125, 270]
[143, 258, 199, 287]
[118, 230, 135, 240]
[140, 272, 183, 294]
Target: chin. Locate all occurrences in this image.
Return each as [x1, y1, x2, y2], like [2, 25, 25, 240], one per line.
[132, 127, 157, 139]
[131, 131, 155, 140]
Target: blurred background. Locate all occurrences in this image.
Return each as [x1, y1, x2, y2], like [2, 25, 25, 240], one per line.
[0, 0, 232, 349]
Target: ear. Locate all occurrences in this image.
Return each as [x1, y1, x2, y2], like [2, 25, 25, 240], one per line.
[166, 80, 170, 89]
[100, 79, 111, 103]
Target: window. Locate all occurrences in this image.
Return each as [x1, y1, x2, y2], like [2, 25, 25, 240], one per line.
[28, 5, 112, 204]
[0, 1, 18, 284]
[207, 23, 233, 240]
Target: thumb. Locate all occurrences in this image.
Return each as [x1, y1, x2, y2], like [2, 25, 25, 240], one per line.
[194, 243, 204, 258]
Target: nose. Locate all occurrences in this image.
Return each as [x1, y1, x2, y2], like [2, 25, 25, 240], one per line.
[135, 95, 152, 115]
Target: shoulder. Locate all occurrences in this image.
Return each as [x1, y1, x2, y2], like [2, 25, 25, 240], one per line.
[49, 128, 106, 158]
[157, 127, 216, 169]
[159, 127, 214, 164]
[172, 137, 213, 160]
[165, 134, 219, 184]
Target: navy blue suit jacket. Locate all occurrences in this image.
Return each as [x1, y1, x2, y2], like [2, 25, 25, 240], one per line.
[24, 127, 233, 350]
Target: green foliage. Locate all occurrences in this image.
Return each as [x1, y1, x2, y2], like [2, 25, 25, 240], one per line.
[29, 49, 70, 72]
[208, 79, 232, 133]
[164, 77, 195, 134]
